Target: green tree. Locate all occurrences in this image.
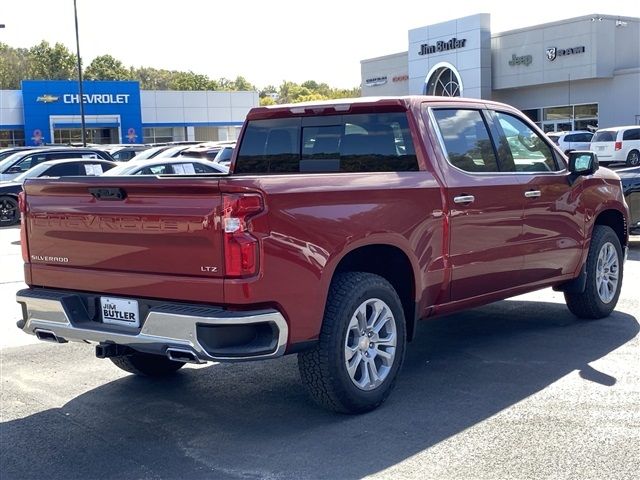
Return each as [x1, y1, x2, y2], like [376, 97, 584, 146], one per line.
[27, 41, 77, 80]
[85, 54, 131, 81]
[259, 96, 277, 106]
[230, 75, 255, 91]
[0, 43, 29, 89]
[259, 84, 277, 98]
[133, 66, 173, 89]
[168, 71, 211, 90]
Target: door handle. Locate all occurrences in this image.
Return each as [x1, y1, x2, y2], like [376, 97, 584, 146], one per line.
[524, 190, 541, 198]
[453, 195, 475, 204]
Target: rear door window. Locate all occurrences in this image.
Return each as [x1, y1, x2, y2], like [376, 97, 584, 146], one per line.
[235, 113, 418, 174]
[623, 129, 640, 141]
[592, 131, 616, 142]
[171, 163, 197, 174]
[191, 163, 216, 174]
[575, 133, 593, 142]
[135, 164, 170, 175]
[15, 153, 49, 172]
[41, 163, 83, 176]
[431, 109, 499, 173]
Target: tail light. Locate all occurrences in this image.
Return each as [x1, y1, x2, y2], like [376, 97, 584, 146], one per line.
[615, 141, 622, 151]
[222, 193, 263, 277]
[18, 192, 29, 262]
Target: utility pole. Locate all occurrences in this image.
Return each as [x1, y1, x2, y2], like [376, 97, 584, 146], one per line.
[73, 0, 87, 146]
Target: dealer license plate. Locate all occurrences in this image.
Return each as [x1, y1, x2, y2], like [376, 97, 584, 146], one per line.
[100, 297, 140, 328]
[597, 146, 605, 151]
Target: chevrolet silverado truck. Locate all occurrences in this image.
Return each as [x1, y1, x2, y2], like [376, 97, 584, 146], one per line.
[16, 97, 629, 413]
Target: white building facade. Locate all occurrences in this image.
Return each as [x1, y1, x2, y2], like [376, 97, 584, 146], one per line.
[0, 80, 259, 146]
[361, 13, 640, 131]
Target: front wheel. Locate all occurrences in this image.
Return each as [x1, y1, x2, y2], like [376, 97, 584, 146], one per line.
[626, 150, 640, 167]
[298, 272, 406, 414]
[564, 225, 623, 319]
[110, 351, 186, 377]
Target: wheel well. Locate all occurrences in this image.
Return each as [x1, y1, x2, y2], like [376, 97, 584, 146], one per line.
[594, 209, 627, 247]
[334, 245, 417, 341]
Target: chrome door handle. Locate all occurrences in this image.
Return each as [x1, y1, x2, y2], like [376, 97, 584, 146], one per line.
[524, 190, 541, 198]
[453, 195, 475, 204]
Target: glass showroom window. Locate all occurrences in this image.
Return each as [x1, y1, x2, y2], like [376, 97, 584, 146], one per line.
[574, 104, 598, 131]
[424, 63, 463, 97]
[542, 103, 598, 132]
[0, 129, 25, 147]
[143, 127, 186, 143]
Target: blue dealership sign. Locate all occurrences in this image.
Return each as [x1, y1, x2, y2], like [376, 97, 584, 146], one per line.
[21, 80, 143, 145]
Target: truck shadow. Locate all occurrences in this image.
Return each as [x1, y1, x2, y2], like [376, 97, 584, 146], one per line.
[2, 300, 638, 480]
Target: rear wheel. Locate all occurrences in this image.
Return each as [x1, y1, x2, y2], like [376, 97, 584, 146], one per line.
[298, 272, 406, 414]
[564, 225, 623, 319]
[626, 150, 640, 167]
[110, 351, 186, 377]
[0, 196, 19, 227]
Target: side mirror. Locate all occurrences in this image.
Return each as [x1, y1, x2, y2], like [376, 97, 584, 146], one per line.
[5, 166, 23, 174]
[568, 151, 598, 185]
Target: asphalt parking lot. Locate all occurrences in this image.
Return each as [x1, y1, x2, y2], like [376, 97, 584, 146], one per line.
[1, 225, 639, 480]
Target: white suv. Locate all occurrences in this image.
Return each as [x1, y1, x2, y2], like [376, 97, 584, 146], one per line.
[590, 126, 640, 167]
[546, 130, 593, 155]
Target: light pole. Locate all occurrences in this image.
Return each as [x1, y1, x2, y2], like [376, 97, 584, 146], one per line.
[73, 0, 87, 146]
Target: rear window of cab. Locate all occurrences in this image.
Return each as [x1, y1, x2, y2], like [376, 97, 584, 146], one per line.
[235, 113, 418, 174]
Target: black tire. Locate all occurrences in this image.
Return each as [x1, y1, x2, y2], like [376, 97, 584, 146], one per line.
[626, 150, 640, 167]
[0, 196, 19, 227]
[298, 272, 406, 414]
[564, 225, 623, 319]
[110, 351, 185, 377]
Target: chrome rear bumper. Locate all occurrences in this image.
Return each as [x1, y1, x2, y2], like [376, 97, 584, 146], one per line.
[16, 288, 288, 362]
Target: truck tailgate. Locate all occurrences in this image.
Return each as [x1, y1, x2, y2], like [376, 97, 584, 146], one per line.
[23, 176, 225, 302]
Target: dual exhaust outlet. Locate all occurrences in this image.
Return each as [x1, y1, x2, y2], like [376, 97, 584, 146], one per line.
[34, 329, 202, 364]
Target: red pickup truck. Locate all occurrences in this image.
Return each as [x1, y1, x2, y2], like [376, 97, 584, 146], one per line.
[16, 97, 629, 413]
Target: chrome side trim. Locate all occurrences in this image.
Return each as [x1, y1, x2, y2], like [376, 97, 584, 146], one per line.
[524, 190, 542, 198]
[16, 291, 288, 363]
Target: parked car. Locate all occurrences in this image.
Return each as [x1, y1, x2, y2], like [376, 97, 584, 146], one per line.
[0, 146, 37, 161]
[0, 147, 114, 182]
[16, 96, 629, 413]
[617, 166, 640, 234]
[0, 158, 116, 226]
[546, 130, 593, 155]
[129, 145, 175, 161]
[181, 141, 236, 161]
[590, 126, 640, 167]
[104, 157, 228, 176]
[102, 145, 150, 162]
[212, 144, 235, 167]
[153, 145, 195, 159]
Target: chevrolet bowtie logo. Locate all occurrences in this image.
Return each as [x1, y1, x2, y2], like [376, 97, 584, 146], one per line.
[36, 94, 60, 103]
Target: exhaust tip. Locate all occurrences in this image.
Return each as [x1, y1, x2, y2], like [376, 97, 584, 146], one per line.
[35, 329, 66, 343]
[166, 348, 201, 364]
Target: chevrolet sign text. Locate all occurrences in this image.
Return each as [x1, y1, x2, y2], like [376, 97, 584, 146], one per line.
[63, 94, 130, 104]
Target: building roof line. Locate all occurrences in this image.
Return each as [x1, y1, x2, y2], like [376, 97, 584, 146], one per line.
[492, 13, 640, 37]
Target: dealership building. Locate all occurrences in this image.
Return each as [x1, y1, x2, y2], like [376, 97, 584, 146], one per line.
[0, 80, 259, 146]
[361, 13, 640, 131]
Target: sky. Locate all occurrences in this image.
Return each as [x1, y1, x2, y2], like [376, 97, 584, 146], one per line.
[1, 0, 639, 89]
